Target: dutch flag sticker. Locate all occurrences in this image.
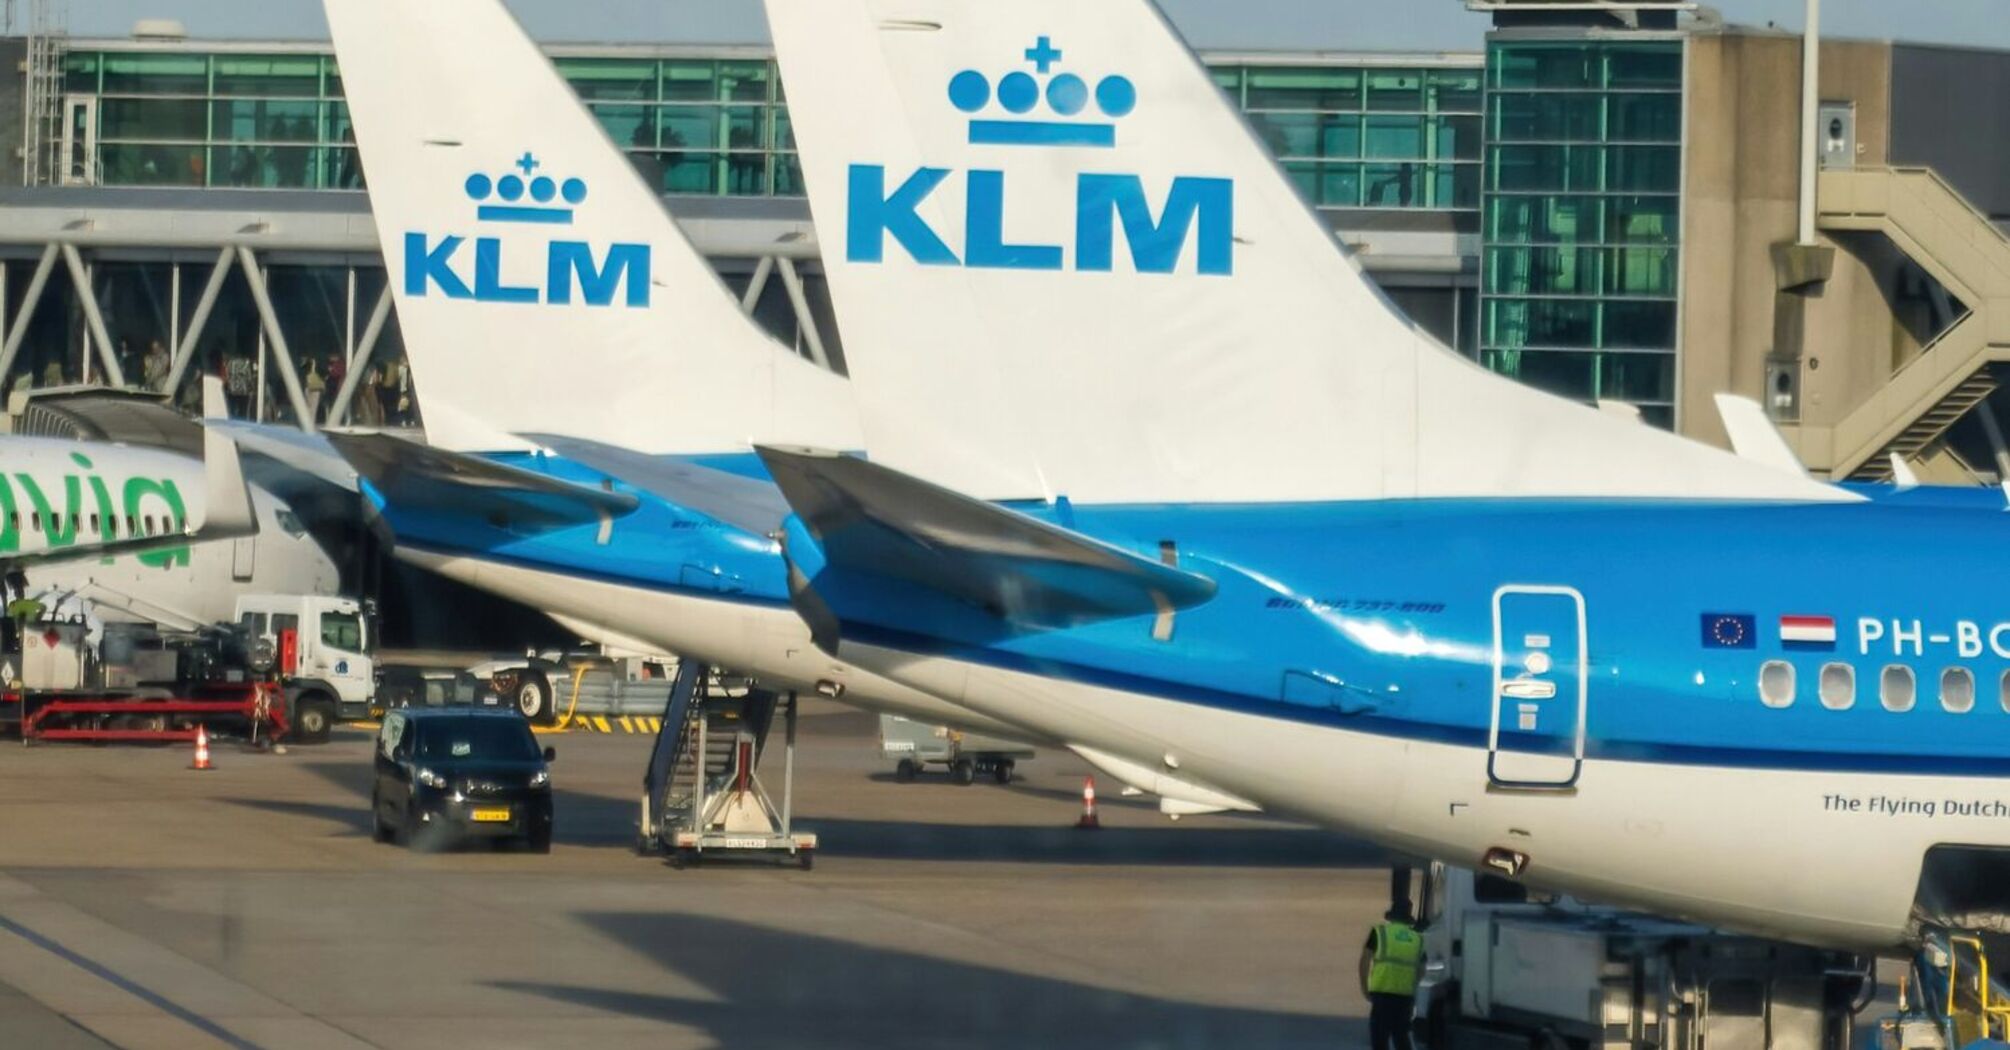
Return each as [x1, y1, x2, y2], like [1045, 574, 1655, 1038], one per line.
[1779, 615, 1837, 651]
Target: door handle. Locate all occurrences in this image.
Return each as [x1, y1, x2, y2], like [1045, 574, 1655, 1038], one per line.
[1501, 679, 1556, 700]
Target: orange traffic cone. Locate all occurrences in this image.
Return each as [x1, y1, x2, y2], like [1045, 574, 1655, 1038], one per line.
[1075, 776, 1100, 830]
[190, 725, 215, 771]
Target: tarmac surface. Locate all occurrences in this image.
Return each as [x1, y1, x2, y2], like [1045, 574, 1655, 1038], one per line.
[0, 698, 1392, 1048]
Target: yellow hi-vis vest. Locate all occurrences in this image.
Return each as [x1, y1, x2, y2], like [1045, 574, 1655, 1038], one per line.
[1368, 921, 1422, 996]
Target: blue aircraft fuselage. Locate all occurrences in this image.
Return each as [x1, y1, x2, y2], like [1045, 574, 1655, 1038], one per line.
[803, 494, 2010, 781]
[381, 456, 2010, 780]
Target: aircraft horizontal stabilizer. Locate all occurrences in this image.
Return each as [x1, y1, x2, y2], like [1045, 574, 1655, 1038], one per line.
[757, 446, 1216, 643]
[328, 433, 639, 532]
[521, 433, 790, 536]
[199, 400, 259, 537]
[205, 419, 361, 493]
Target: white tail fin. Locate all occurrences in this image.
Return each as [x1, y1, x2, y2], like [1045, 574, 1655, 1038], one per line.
[767, 0, 1847, 504]
[326, 0, 860, 455]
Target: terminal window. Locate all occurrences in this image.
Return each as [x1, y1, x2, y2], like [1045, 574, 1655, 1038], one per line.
[1228, 64, 1481, 211]
[1478, 39, 1683, 426]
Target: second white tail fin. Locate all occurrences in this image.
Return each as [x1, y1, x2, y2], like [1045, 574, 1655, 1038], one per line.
[327, 0, 859, 456]
[767, 0, 1845, 504]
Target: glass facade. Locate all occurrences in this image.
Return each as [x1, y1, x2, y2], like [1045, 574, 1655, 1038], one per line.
[0, 253, 422, 426]
[61, 47, 1481, 209]
[1479, 39, 1683, 426]
[0, 251, 853, 427]
[68, 50, 361, 189]
[1216, 64, 1481, 210]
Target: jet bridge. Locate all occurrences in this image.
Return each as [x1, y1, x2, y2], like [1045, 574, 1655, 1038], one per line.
[638, 663, 815, 869]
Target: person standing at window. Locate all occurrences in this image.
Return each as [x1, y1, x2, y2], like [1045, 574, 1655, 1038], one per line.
[384, 358, 411, 426]
[224, 354, 254, 418]
[302, 357, 325, 423]
[142, 339, 169, 392]
[356, 363, 383, 427]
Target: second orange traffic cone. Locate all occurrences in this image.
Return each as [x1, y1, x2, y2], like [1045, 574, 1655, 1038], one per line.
[1075, 776, 1100, 830]
[190, 725, 215, 771]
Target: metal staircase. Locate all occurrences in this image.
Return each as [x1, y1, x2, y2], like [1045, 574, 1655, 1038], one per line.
[638, 664, 813, 868]
[20, 0, 67, 187]
[1792, 168, 2010, 480]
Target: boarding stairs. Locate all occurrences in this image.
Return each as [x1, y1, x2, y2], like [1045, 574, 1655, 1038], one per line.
[1790, 167, 2010, 480]
[1885, 931, 2010, 1049]
[637, 663, 813, 868]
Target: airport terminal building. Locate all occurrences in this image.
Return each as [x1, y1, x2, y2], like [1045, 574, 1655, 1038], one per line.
[0, 1, 2007, 481]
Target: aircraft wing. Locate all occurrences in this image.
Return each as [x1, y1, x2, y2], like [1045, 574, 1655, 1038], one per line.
[326, 432, 640, 531]
[757, 445, 1216, 640]
[519, 433, 790, 536]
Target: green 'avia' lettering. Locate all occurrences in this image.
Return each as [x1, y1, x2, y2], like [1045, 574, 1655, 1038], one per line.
[0, 459, 192, 568]
[0, 477, 16, 554]
[123, 476, 189, 569]
[17, 472, 81, 547]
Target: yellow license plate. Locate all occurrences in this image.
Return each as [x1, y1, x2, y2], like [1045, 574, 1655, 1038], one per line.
[470, 808, 512, 823]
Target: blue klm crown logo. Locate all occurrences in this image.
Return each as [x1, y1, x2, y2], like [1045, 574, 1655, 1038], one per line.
[403, 148, 649, 307]
[948, 36, 1136, 148]
[463, 152, 588, 225]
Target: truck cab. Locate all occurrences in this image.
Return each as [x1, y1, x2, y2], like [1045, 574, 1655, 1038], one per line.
[234, 594, 375, 742]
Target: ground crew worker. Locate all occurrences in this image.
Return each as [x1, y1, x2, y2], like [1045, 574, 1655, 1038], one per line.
[1360, 901, 1422, 1050]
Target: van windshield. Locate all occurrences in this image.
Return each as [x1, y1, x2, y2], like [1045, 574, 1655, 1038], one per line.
[414, 719, 540, 762]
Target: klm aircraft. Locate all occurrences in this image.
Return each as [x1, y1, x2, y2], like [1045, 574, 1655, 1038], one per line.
[757, 0, 2010, 953]
[319, 0, 1067, 748]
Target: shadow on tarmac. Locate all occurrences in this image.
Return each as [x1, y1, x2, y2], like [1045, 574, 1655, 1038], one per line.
[278, 760, 1378, 869]
[494, 911, 1358, 1049]
[787, 817, 1379, 868]
[227, 797, 375, 836]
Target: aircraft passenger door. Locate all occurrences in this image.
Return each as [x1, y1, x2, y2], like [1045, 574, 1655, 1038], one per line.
[1488, 586, 1586, 789]
[232, 536, 255, 581]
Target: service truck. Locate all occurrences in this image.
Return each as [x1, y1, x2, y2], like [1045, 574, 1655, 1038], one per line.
[1, 593, 372, 744]
[1413, 863, 1873, 1050]
[232, 594, 375, 741]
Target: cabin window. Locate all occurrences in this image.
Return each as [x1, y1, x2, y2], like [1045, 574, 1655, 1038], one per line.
[1941, 668, 1976, 714]
[1880, 665, 1916, 712]
[1818, 663, 1854, 710]
[88, 513, 98, 533]
[1758, 661, 1794, 708]
[30, 512, 40, 532]
[143, 515, 155, 536]
[125, 515, 136, 535]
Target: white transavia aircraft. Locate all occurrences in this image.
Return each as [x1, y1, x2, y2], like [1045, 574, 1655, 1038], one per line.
[320, 0, 1045, 744]
[0, 392, 337, 627]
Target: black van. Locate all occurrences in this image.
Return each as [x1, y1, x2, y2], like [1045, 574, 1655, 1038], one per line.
[372, 708, 554, 852]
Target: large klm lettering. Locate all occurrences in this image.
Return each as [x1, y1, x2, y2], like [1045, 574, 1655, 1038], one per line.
[846, 164, 1234, 276]
[403, 233, 652, 307]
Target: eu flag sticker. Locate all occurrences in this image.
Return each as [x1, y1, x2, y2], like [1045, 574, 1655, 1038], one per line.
[1701, 613, 1756, 649]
